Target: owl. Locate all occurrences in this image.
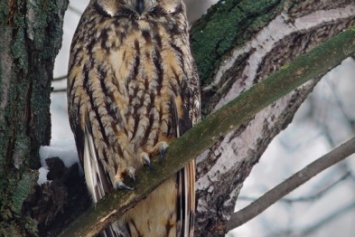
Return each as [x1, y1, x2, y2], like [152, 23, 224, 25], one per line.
[67, 0, 200, 236]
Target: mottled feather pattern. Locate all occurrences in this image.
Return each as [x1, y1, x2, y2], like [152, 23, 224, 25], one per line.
[68, 0, 200, 236]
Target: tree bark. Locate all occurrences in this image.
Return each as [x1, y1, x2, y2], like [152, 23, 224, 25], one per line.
[0, 0, 68, 236]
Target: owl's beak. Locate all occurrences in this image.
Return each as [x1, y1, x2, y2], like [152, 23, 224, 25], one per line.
[136, 0, 145, 15]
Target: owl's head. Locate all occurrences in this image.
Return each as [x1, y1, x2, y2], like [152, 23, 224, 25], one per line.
[96, 0, 184, 16]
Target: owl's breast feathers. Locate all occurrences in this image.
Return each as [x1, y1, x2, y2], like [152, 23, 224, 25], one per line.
[68, 1, 200, 236]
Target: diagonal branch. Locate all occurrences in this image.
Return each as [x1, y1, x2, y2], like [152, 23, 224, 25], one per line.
[58, 26, 355, 237]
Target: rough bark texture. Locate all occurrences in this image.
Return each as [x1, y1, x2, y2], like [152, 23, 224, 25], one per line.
[0, 0, 68, 236]
[191, 0, 355, 236]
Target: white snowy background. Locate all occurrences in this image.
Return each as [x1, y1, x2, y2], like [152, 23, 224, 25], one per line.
[41, 1, 355, 236]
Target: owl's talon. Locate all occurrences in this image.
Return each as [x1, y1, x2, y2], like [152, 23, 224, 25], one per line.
[145, 160, 152, 169]
[160, 149, 165, 160]
[159, 142, 169, 160]
[128, 169, 136, 181]
[117, 181, 134, 191]
[141, 153, 152, 169]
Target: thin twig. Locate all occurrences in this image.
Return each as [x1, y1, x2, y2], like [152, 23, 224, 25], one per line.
[237, 171, 351, 203]
[52, 88, 67, 93]
[52, 75, 67, 81]
[301, 201, 355, 236]
[226, 136, 355, 232]
[68, 5, 83, 16]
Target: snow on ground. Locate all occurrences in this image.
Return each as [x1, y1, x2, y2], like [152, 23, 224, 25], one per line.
[41, 1, 355, 236]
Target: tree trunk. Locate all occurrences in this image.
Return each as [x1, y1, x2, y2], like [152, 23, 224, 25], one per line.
[0, 0, 68, 236]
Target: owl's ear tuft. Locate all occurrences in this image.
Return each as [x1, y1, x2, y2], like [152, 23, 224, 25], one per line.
[157, 0, 185, 14]
[95, 0, 124, 16]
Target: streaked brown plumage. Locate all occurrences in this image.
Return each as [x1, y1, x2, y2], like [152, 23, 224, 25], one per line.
[67, 0, 200, 236]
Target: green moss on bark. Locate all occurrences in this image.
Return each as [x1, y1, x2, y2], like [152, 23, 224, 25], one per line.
[11, 171, 38, 214]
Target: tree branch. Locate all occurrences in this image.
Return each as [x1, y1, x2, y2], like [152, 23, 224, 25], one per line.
[58, 25, 355, 237]
[238, 171, 351, 203]
[226, 136, 355, 232]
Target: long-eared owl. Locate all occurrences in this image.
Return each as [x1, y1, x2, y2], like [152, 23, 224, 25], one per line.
[67, 0, 200, 236]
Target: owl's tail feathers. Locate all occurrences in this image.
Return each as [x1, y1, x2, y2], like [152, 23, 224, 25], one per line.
[177, 160, 196, 237]
[98, 223, 124, 237]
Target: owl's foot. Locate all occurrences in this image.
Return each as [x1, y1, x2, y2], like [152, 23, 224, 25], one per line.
[140, 141, 169, 169]
[114, 167, 136, 190]
[113, 142, 170, 189]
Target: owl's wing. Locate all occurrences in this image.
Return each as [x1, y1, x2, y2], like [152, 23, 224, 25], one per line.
[68, 99, 111, 203]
